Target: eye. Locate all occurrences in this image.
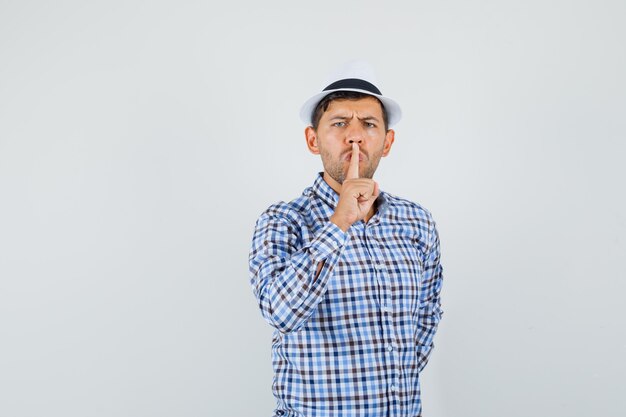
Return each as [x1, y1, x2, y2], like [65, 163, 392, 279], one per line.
[365, 122, 376, 128]
[333, 122, 346, 127]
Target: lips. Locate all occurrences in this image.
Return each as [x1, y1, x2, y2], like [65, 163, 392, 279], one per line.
[343, 151, 365, 162]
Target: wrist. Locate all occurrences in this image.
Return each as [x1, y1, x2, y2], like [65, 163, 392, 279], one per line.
[330, 214, 352, 232]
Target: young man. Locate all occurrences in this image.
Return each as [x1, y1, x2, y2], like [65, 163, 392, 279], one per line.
[249, 62, 443, 417]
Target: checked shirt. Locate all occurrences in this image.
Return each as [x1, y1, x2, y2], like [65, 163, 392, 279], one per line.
[249, 173, 443, 417]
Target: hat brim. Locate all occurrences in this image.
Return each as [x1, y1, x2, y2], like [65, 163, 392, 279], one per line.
[299, 88, 402, 128]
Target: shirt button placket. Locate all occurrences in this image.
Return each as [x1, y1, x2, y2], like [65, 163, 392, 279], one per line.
[376, 255, 400, 403]
[366, 228, 401, 406]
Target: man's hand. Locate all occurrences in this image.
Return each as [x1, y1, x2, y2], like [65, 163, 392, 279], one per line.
[330, 143, 379, 232]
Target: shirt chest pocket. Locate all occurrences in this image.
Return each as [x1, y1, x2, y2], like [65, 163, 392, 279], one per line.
[372, 230, 426, 312]
[381, 236, 423, 284]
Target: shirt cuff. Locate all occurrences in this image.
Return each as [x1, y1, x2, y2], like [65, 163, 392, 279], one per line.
[307, 221, 348, 262]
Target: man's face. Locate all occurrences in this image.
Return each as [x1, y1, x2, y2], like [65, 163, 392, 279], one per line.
[305, 96, 395, 187]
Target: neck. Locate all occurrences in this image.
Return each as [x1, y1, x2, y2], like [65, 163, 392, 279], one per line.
[323, 172, 342, 194]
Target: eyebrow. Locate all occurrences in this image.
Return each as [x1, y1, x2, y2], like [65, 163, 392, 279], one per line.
[328, 115, 381, 122]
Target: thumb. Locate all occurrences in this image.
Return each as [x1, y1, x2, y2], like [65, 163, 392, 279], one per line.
[372, 181, 380, 199]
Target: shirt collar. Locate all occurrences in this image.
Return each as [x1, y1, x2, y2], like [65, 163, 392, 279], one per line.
[312, 172, 340, 208]
[311, 172, 389, 217]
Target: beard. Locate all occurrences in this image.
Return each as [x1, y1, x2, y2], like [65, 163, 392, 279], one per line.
[319, 145, 384, 184]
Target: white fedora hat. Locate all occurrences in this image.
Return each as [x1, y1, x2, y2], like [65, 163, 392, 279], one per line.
[299, 60, 402, 128]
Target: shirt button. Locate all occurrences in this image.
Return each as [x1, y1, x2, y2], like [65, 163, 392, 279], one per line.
[387, 344, 394, 352]
[382, 305, 391, 313]
[390, 384, 397, 392]
[375, 261, 385, 270]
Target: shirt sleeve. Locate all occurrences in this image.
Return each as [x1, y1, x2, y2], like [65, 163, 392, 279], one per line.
[415, 214, 444, 373]
[249, 208, 349, 334]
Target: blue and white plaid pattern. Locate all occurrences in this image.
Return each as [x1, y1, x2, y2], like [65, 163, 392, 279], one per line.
[249, 173, 443, 417]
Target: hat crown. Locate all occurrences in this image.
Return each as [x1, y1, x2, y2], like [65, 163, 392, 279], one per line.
[322, 60, 380, 91]
[300, 60, 401, 127]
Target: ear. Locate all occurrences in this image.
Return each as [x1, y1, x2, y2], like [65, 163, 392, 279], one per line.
[305, 126, 320, 155]
[382, 129, 395, 157]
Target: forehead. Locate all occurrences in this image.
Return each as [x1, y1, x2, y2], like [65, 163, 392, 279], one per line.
[323, 96, 384, 118]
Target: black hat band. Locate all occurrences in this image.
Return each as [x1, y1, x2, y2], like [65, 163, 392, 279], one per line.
[323, 78, 382, 95]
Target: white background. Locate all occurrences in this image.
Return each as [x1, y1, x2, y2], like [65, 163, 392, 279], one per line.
[1, 1, 624, 416]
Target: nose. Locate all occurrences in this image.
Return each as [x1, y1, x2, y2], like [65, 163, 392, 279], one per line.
[346, 123, 365, 144]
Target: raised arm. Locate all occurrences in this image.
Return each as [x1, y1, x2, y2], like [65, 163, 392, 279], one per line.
[249, 209, 348, 334]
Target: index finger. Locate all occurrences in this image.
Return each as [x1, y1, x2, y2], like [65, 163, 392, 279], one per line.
[347, 143, 360, 179]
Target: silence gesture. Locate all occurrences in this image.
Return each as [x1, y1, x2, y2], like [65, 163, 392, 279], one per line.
[330, 143, 380, 232]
